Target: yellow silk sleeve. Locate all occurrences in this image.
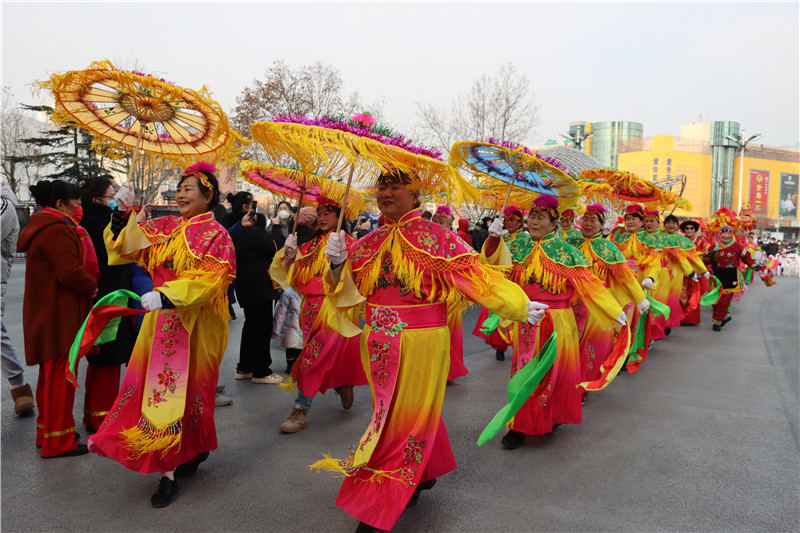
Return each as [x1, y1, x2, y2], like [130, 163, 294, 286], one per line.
[157, 264, 232, 309]
[480, 237, 512, 266]
[320, 262, 365, 338]
[104, 213, 150, 266]
[269, 249, 291, 290]
[572, 272, 624, 330]
[455, 266, 528, 323]
[687, 251, 708, 274]
[616, 274, 647, 307]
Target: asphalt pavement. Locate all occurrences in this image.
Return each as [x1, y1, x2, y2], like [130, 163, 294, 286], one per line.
[1, 262, 798, 532]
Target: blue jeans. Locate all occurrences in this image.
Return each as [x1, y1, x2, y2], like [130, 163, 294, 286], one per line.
[294, 390, 313, 412]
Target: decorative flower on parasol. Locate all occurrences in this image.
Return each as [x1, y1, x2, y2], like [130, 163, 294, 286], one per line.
[449, 139, 582, 215]
[239, 160, 367, 220]
[579, 169, 691, 212]
[36, 60, 242, 179]
[250, 114, 479, 219]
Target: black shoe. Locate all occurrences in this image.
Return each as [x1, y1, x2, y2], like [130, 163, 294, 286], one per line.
[712, 325, 722, 332]
[501, 430, 525, 450]
[355, 521, 386, 533]
[228, 305, 237, 320]
[151, 477, 179, 508]
[406, 478, 436, 508]
[174, 451, 209, 477]
[43, 443, 89, 458]
[664, 327, 672, 336]
[495, 350, 505, 361]
[721, 316, 732, 327]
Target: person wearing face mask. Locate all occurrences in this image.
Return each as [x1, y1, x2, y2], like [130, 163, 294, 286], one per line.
[79, 175, 138, 432]
[608, 204, 661, 372]
[564, 204, 649, 391]
[706, 219, 757, 331]
[271, 200, 294, 248]
[483, 195, 625, 449]
[17, 180, 99, 458]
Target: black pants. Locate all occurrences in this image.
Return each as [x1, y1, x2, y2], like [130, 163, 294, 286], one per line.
[237, 303, 274, 377]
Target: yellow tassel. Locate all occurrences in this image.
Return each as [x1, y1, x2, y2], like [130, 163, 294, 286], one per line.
[278, 376, 299, 395]
[308, 454, 349, 477]
[120, 418, 182, 460]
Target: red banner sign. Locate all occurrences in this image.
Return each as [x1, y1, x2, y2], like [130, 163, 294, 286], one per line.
[749, 169, 769, 215]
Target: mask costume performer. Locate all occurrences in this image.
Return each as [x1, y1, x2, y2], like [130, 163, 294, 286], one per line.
[662, 216, 711, 326]
[642, 210, 693, 339]
[677, 220, 710, 325]
[270, 197, 368, 434]
[85, 163, 236, 508]
[608, 205, 662, 372]
[482, 195, 626, 449]
[563, 203, 646, 392]
[472, 204, 532, 361]
[704, 210, 756, 331]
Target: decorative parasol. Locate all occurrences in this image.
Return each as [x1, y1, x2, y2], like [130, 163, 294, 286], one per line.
[449, 139, 582, 215]
[239, 160, 368, 221]
[36, 60, 242, 180]
[251, 113, 479, 230]
[579, 169, 691, 212]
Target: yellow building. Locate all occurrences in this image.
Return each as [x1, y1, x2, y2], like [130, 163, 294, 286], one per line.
[617, 124, 800, 239]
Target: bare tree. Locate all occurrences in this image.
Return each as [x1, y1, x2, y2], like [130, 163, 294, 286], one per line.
[0, 87, 39, 197]
[415, 63, 541, 154]
[231, 60, 363, 163]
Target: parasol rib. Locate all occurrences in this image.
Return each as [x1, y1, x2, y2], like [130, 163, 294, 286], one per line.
[336, 164, 355, 233]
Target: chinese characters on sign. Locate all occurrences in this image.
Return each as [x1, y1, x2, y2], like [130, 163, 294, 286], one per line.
[749, 170, 769, 216]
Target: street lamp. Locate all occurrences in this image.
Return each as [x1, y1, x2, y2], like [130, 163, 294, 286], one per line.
[560, 131, 593, 151]
[725, 129, 763, 213]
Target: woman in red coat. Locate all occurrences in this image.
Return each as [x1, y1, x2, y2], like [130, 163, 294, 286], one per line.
[17, 180, 98, 458]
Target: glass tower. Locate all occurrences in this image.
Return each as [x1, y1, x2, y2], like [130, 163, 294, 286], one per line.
[709, 121, 740, 212]
[588, 121, 644, 169]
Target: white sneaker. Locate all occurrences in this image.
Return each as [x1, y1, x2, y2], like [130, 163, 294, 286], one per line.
[214, 393, 233, 406]
[252, 374, 283, 384]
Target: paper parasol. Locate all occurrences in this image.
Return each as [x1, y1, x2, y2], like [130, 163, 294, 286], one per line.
[239, 161, 367, 221]
[450, 139, 581, 215]
[251, 115, 479, 216]
[36, 60, 242, 178]
[579, 169, 691, 212]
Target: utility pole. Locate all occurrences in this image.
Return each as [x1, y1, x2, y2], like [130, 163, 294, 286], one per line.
[725, 129, 763, 213]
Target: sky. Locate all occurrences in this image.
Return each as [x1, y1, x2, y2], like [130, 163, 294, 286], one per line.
[2, 1, 799, 150]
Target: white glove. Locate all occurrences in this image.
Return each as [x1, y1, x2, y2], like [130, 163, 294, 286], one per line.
[703, 271, 711, 280]
[324, 230, 348, 264]
[284, 234, 298, 259]
[114, 182, 135, 209]
[488, 218, 504, 237]
[141, 291, 163, 312]
[526, 301, 549, 325]
[641, 277, 654, 290]
[637, 299, 651, 315]
[689, 272, 698, 281]
[615, 312, 627, 326]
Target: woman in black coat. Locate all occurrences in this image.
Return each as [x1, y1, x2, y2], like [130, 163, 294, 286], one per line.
[232, 213, 282, 383]
[79, 175, 136, 431]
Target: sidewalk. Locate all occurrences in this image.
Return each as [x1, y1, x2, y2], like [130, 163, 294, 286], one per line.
[1, 263, 797, 532]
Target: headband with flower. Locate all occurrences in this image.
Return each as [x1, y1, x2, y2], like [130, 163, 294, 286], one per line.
[180, 161, 216, 191]
[530, 195, 560, 220]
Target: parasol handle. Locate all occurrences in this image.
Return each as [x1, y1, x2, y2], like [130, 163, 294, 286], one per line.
[336, 164, 355, 233]
[292, 191, 305, 235]
[126, 123, 147, 183]
[497, 178, 516, 218]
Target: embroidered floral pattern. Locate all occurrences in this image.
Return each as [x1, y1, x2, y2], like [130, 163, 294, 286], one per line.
[103, 385, 135, 426]
[297, 338, 323, 372]
[537, 384, 552, 407]
[359, 400, 386, 451]
[187, 394, 204, 431]
[370, 307, 408, 337]
[159, 311, 182, 357]
[147, 362, 181, 407]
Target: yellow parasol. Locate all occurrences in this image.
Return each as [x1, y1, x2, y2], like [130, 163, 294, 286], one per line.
[36, 60, 242, 180]
[579, 169, 692, 212]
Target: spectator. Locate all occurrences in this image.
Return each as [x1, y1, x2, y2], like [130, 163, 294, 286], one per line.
[17, 180, 98, 457]
[457, 218, 473, 247]
[471, 219, 489, 252]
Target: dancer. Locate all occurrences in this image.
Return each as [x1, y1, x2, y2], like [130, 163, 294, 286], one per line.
[662, 216, 710, 326]
[484, 196, 625, 449]
[88, 163, 235, 508]
[565, 204, 649, 386]
[271, 199, 367, 433]
[706, 223, 756, 331]
[678, 220, 710, 325]
[558, 208, 582, 241]
[609, 205, 661, 372]
[315, 171, 545, 532]
[473, 204, 532, 361]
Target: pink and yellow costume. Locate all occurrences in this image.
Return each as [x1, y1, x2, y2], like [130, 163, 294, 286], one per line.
[486, 230, 622, 436]
[315, 210, 529, 531]
[88, 212, 234, 473]
[270, 231, 366, 395]
[681, 233, 710, 325]
[566, 231, 644, 386]
[648, 228, 692, 337]
[609, 226, 661, 372]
